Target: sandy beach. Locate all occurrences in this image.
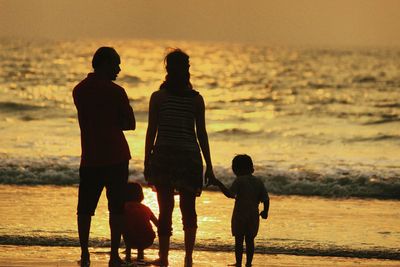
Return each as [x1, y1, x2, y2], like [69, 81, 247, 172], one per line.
[1, 245, 400, 267]
[1, 185, 400, 266]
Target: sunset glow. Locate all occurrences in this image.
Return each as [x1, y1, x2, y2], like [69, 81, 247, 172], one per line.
[0, 1, 399, 266]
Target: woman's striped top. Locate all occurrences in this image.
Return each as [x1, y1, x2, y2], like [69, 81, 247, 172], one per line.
[155, 94, 200, 151]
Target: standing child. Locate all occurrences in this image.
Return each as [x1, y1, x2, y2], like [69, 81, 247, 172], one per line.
[123, 182, 158, 264]
[211, 154, 269, 267]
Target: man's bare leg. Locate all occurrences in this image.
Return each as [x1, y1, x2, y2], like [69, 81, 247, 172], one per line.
[109, 213, 123, 265]
[78, 215, 91, 266]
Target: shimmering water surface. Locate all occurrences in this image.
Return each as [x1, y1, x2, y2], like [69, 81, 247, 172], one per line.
[0, 38, 399, 198]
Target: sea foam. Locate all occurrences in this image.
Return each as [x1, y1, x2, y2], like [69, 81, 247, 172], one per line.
[0, 157, 398, 199]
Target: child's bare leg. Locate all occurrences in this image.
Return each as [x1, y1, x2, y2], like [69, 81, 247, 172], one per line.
[125, 246, 132, 262]
[244, 235, 254, 267]
[137, 249, 144, 260]
[235, 235, 244, 267]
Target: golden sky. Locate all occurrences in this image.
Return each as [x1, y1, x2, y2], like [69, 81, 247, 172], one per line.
[0, 0, 399, 46]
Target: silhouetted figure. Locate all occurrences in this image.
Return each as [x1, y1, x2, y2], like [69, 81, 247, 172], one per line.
[144, 49, 216, 266]
[73, 47, 135, 267]
[210, 155, 270, 267]
[123, 182, 158, 265]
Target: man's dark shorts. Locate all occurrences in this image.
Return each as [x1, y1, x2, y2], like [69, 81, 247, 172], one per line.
[77, 162, 129, 216]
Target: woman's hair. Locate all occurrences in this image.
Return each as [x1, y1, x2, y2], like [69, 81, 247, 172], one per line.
[160, 48, 193, 95]
[232, 154, 254, 175]
[125, 182, 144, 202]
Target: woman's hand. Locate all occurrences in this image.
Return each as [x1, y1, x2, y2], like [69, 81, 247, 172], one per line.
[143, 156, 151, 179]
[204, 167, 216, 187]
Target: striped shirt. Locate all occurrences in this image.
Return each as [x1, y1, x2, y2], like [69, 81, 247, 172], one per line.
[155, 94, 200, 151]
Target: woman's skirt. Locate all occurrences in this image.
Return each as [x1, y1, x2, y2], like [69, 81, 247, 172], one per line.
[146, 146, 203, 196]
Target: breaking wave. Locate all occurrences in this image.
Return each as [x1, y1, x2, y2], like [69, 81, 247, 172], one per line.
[0, 101, 45, 112]
[1, 157, 399, 199]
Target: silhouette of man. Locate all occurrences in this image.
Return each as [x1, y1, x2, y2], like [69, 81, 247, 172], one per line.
[73, 47, 135, 267]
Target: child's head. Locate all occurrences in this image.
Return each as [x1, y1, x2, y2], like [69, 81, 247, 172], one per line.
[125, 182, 144, 202]
[232, 154, 254, 176]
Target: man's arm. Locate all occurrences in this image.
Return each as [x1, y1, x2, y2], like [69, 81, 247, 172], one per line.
[72, 87, 84, 124]
[120, 88, 136, 130]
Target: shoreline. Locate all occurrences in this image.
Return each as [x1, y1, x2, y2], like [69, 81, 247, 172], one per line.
[1, 245, 400, 267]
[2, 238, 400, 261]
[1, 239, 399, 261]
[1, 184, 400, 202]
[1, 186, 399, 266]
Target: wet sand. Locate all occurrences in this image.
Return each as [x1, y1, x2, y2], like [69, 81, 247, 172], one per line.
[1, 186, 399, 266]
[1, 245, 400, 267]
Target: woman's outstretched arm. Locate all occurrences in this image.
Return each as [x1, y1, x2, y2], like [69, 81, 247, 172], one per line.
[195, 94, 216, 185]
[144, 92, 159, 175]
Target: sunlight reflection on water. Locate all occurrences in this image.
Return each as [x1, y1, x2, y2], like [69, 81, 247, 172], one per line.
[1, 185, 399, 254]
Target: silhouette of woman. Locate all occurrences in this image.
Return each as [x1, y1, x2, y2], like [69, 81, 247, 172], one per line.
[144, 49, 216, 266]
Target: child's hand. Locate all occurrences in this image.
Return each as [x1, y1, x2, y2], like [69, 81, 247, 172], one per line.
[260, 210, 268, 219]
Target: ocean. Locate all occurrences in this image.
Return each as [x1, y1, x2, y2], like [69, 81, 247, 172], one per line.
[0, 38, 399, 264]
